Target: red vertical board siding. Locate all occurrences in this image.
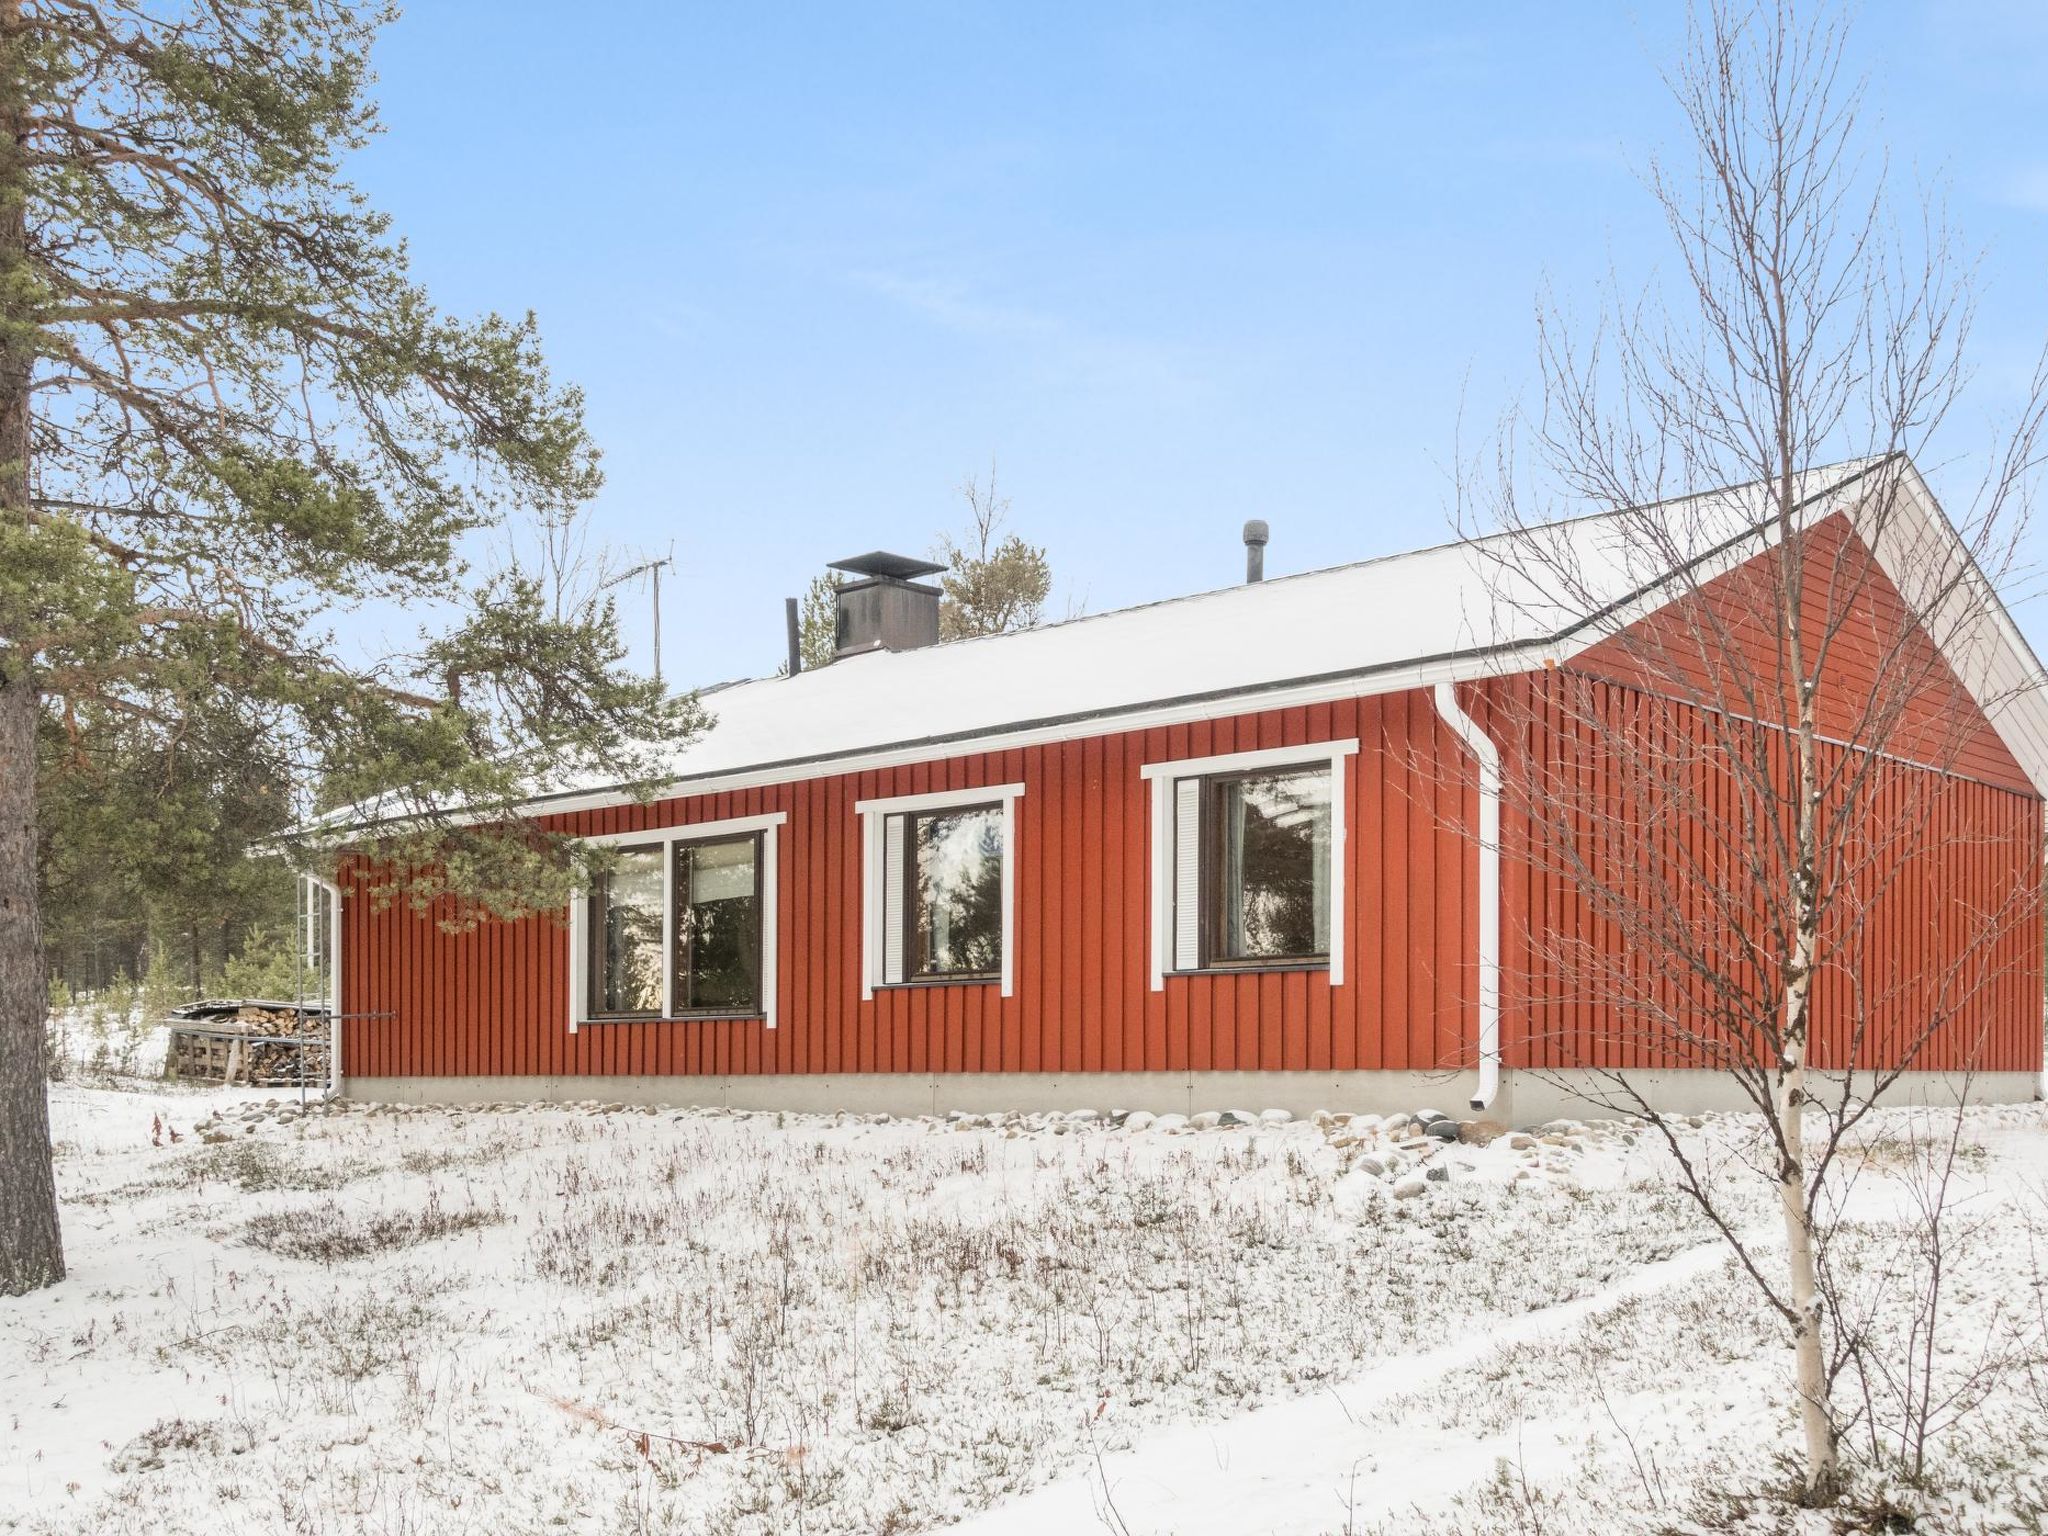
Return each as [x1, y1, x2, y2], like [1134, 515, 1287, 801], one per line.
[341, 645, 2042, 1085]
[344, 689, 1472, 1082]
[1479, 665, 2041, 1077]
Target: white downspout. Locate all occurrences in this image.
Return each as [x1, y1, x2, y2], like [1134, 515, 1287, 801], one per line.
[311, 874, 344, 1098]
[1432, 682, 1501, 1111]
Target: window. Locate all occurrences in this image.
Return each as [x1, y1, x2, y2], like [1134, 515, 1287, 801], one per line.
[589, 846, 665, 1017]
[1145, 740, 1356, 988]
[908, 805, 1004, 979]
[672, 834, 763, 1014]
[1202, 768, 1332, 964]
[857, 784, 1025, 997]
[568, 812, 786, 1029]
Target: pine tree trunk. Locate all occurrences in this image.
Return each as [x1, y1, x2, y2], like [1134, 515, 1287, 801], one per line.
[0, 0, 63, 1296]
[0, 666, 61, 1295]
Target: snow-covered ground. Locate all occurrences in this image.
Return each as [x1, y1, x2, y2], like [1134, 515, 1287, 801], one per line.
[43, 1001, 166, 1082]
[4, 1083, 2047, 1534]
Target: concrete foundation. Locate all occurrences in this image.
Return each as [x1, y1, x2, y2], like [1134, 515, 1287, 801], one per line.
[341, 1066, 2041, 1122]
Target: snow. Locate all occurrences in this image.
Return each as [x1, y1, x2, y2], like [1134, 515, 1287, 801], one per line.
[318, 463, 1905, 831]
[43, 1002, 166, 1082]
[7, 1084, 2048, 1533]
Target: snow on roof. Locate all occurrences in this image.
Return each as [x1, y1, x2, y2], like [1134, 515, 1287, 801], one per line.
[533, 461, 1888, 797]
[325, 456, 2048, 829]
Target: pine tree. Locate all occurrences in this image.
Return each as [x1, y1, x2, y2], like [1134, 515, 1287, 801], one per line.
[788, 571, 838, 672]
[937, 464, 1051, 640]
[0, 1, 699, 1295]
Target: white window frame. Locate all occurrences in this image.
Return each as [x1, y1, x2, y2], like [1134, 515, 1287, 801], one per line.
[1141, 739, 1357, 991]
[567, 810, 787, 1031]
[855, 783, 1025, 1000]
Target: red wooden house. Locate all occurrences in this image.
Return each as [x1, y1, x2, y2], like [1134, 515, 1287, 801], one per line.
[308, 459, 2047, 1118]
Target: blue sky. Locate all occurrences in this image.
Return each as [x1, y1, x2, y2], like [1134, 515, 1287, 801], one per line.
[352, 2, 2048, 684]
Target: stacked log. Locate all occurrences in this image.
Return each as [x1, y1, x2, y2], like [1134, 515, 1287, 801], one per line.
[167, 1008, 330, 1086]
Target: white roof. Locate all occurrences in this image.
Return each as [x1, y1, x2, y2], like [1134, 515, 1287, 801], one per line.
[326, 457, 2048, 829]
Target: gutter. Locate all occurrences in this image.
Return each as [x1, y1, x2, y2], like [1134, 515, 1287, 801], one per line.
[1432, 682, 1502, 1111]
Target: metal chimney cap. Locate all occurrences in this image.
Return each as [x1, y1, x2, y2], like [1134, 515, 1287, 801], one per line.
[1242, 519, 1270, 547]
[828, 551, 948, 582]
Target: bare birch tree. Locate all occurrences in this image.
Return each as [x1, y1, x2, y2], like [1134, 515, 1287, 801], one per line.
[1459, 0, 2046, 1502]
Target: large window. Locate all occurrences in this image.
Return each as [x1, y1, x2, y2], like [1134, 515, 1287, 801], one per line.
[1145, 740, 1355, 988]
[858, 784, 1024, 996]
[569, 812, 785, 1028]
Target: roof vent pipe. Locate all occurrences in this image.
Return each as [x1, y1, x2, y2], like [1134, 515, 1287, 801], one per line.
[785, 596, 802, 677]
[1243, 519, 1269, 583]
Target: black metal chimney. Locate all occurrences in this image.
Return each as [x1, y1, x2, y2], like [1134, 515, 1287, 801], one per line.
[785, 596, 802, 676]
[827, 551, 947, 658]
[1243, 519, 1269, 583]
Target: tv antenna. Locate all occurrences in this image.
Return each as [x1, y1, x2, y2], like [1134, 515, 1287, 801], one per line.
[600, 545, 676, 685]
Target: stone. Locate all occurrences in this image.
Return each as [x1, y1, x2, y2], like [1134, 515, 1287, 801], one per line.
[1356, 1155, 1387, 1177]
[1424, 1119, 1462, 1142]
[1413, 1108, 1447, 1127]
[1508, 1133, 1536, 1151]
[1066, 1108, 1102, 1123]
[1425, 1165, 1450, 1183]
[1392, 1174, 1428, 1199]
[1259, 1109, 1293, 1125]
[1380, 1112, 1412, 1136]
[1216, 1110, 1254, 1128]
[1122, 1111, 1157, 1133]
[1153, 1113, 1190, 1133]
[1190, 1111, 1224, 1131]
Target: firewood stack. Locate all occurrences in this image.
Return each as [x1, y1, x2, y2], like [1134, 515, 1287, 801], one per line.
[167, 1007, 331, 1086]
